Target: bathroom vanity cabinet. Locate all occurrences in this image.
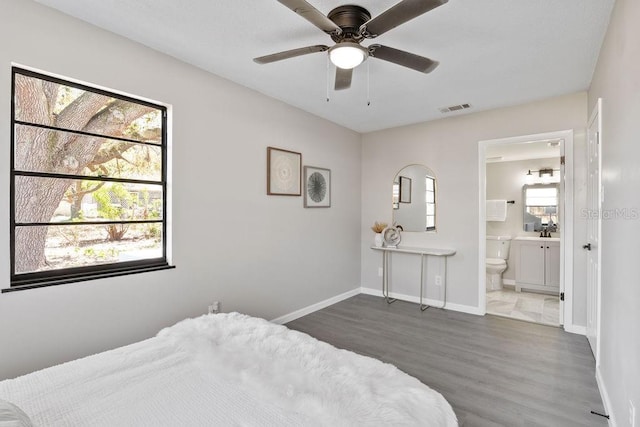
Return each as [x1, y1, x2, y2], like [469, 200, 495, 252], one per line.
[514, 239, 560, 293]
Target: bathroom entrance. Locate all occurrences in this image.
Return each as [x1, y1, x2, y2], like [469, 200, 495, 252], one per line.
[478, 130, 575, 328]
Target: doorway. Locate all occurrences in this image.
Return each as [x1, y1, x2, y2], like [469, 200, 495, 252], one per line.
[478, 130, 575, 329]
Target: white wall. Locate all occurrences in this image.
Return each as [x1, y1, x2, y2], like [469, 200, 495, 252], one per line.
[588, 0, 640, 423]
[486, 158, 561, 281]
[361, 92, 587, 314]
[0, 0, 362, 380]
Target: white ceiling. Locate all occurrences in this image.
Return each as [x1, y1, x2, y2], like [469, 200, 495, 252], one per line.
[485, 139, 561, 163]
[34, 0, 615, 133]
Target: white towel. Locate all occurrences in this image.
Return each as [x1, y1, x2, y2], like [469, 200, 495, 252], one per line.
[486, 200, 507, 221]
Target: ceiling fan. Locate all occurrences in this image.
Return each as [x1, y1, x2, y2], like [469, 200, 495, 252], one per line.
[254, 0, 448, 90]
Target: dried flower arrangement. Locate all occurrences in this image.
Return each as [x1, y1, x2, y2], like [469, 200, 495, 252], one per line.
[371, 222, 387, 233]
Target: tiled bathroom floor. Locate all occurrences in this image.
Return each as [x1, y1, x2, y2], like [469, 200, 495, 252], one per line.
[486, 288, 559, 326]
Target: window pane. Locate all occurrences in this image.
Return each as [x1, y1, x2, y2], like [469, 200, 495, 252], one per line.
[15, 176, 163, 223]
[426, 177, 434, 191]
[14, 125, 162, 181]
[526, 187, 557, 206]
[14, 73, 162, 144]
[427, 204, 435, 215]
[426, 191, 435, 203]
[15, 224, 163, 274]
[426, 216, 435, 228]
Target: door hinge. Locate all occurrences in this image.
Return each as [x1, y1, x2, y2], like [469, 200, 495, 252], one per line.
[560, 292, 565, 301]
[560, 155, 565, 165]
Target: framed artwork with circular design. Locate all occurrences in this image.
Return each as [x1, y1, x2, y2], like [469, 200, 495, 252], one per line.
[303, 166, 331, 208]
[267, 147, 301, 196]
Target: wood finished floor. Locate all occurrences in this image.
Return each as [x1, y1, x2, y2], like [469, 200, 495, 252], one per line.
[286, 294, 606, 427]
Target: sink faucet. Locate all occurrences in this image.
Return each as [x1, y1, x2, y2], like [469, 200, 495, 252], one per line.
[540, 227, 552, 238]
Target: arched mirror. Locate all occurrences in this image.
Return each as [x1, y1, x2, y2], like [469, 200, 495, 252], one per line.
[392, 164, 437, 232]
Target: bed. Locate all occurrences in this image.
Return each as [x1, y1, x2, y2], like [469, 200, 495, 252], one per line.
[0, 312, 457, 426]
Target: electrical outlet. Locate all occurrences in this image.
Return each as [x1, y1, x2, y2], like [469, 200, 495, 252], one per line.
[630, 400, 636, 427]
[208, 301, 220, 314]
[378, 267, 383, 277]
[435, 275, 443, 287]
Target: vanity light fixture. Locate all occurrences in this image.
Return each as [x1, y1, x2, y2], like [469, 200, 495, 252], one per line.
[526, 168, 559, 184]
[526, 168, 556, 177]
[538, 168, 554, 178]
[526, 169, 534, 184]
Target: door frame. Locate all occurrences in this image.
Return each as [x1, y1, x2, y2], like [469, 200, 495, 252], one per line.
[478, 130, 575, 329]
[586, 99, 602, 363]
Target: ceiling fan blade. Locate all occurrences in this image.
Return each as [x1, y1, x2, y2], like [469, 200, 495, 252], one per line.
[362, 0, 448, 38]
[334, 67, 353, 90]
[254, 45, 329, 64]
[369, 44, 438, 73]
[277, 0, 342, 34]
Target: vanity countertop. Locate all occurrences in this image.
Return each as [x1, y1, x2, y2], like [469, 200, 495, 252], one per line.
[514, 236, 560, 242]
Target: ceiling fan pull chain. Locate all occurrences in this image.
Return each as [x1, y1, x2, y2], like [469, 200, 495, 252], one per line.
[367, 60, 371, 106]
[326, 54, 331, 102]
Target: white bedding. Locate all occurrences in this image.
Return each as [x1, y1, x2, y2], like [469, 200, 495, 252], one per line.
[0, 313, 457, 426]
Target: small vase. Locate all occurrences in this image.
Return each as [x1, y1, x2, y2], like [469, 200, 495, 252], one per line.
[374, 233, 384, 247]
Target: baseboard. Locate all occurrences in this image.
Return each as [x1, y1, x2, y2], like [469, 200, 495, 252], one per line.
[563, 323, 587, 336]
[502, 279, 516, 286]
[596, 366, 616, 426]
[270, 287, 361, 325]
[360, 287, 484, 316]
[273, 286, 486, 326]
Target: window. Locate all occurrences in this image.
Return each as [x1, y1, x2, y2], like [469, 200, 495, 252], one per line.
[523, 184, 558, 232]
[9, 67, 170, 291]
[425, 175, 436, 231]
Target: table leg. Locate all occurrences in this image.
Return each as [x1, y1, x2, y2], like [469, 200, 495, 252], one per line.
[382, 251, 397, 304]
[420, 253, 429, 311]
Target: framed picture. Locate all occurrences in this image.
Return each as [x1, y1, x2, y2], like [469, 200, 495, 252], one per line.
[399, 176, 412, 203]
[267, 147, 301, 196]
[304, 166, 331, 208]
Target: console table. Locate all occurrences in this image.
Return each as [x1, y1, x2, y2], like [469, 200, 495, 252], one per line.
[371, 246, 456, 310]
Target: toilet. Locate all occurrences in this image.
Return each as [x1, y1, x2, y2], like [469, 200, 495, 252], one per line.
[486, 236, 512, 291]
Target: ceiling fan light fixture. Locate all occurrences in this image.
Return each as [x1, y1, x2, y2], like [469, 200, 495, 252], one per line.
[329, 42, 368, 69]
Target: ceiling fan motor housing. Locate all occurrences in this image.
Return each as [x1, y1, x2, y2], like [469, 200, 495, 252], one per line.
[327, 5, 371, 43]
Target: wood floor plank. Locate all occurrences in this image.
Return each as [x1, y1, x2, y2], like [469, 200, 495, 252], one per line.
[286, 294, 606, 426]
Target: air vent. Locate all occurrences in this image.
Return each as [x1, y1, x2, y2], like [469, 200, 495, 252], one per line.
[439, 103, 472, 114]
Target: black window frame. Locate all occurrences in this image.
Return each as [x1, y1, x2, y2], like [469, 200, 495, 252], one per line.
[6, 67, 172, 293]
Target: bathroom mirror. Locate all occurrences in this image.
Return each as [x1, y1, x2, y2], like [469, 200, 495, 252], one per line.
[392, 164, 436, 232]
[522, 183, 559, 232]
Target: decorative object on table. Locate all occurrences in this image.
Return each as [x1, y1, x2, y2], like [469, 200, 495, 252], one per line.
[371, 221, 387, 247]
[303, 166, 331, 208]
[267, 147, 301, 196]
[382, 226, 401, 248]
[399, 176, 412, 203]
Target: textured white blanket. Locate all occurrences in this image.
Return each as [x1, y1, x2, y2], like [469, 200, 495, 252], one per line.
[0, 313, 457, 426]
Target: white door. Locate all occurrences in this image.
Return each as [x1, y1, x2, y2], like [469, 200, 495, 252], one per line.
[586, 99, 602, 359]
